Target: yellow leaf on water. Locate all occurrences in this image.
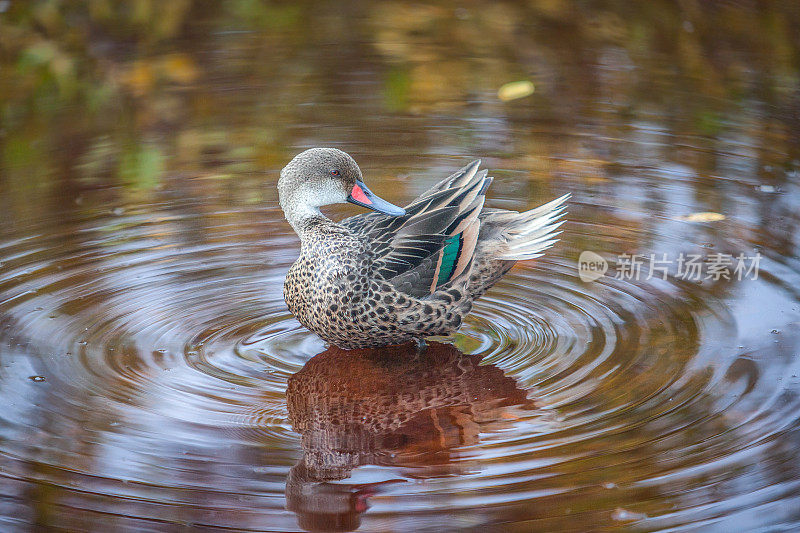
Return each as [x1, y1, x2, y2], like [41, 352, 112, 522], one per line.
[498, 80, 535, 101]
[678, 212, 726, 222]
[160, 53, 200, 84]
[121, 60, 155, 97]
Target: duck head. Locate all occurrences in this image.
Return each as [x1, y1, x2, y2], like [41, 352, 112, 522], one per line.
[278, 148, 405, 230]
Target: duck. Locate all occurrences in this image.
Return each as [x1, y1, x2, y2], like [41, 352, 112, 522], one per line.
[279, 148, 568, 350]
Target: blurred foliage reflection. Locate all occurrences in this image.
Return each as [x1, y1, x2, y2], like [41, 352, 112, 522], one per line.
[1, 1, 798, 205]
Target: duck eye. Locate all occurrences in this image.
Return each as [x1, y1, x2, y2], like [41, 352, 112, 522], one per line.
[330, 169, 340, 177]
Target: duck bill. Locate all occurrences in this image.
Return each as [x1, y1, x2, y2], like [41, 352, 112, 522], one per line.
[347, 180, 406, 216]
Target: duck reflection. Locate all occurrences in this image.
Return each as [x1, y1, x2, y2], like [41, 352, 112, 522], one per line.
[285, 341, 533, 532]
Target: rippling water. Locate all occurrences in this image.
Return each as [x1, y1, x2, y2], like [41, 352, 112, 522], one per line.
[2, 1, 800, 532]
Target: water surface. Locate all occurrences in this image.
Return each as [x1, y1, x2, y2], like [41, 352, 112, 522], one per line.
[1, 2, 800, 531]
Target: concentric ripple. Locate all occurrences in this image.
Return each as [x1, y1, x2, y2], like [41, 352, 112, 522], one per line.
[2, 186, 800, 532]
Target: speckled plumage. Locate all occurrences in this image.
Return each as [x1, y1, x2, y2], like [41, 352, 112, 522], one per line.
[279, 148, 568, 349]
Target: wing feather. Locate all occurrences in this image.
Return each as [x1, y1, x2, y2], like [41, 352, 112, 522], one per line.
[341, 161, 490, 298]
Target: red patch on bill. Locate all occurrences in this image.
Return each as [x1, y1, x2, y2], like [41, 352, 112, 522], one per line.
[351, 183, 371, 204]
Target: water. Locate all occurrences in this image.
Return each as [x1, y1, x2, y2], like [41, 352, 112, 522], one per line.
[2, 1, 800, 531]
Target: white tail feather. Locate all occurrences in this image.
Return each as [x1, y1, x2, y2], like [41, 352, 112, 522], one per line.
[498, 194, 569, 260]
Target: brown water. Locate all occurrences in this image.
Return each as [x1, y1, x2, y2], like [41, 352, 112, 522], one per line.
[2, 2, 800, 531]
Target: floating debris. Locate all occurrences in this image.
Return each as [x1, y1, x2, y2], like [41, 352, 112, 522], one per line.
[28, 375, 46, 382]
[612, 507, 647, 522]
[498, 80, 535, 101]
[677, 212, 726, 222]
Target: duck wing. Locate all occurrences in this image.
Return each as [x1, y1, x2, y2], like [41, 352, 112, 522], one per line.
[341, 161, 491, 298]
